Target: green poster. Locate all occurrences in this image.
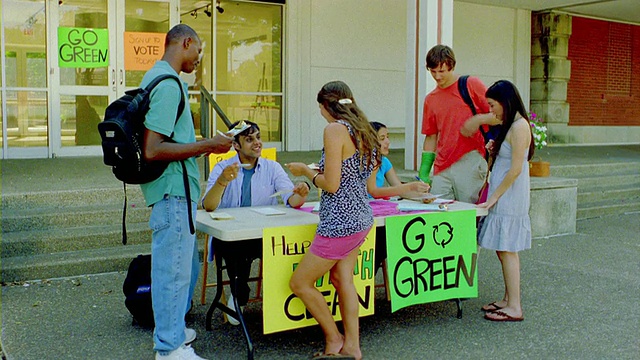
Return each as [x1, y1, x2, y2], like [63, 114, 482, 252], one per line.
[58, 27, 109, 68]
[385, 210, 477, 312]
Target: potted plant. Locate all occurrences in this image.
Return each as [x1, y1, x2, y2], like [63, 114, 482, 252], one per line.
[529, 112, 550, 177]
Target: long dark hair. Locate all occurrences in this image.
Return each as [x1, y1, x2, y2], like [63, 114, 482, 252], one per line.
[317, 81, 380, 169]
[370, 121, 387, 133]
[485, 80, 535, 165]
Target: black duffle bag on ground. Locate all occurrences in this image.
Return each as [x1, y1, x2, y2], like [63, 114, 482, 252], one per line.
[123, 254, 154, 327]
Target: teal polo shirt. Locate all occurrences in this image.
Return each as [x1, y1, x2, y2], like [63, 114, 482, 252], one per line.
[139, 61, 201, 207]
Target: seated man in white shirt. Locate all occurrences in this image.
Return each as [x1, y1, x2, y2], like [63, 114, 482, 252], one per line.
[202, 120, 309, 324]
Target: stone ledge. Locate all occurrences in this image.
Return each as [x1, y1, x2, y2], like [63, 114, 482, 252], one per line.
[530, 176, 578, 190]
[530, 176, 577, 238]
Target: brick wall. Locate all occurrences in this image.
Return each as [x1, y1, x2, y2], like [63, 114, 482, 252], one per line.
[567, 17, 640, 126]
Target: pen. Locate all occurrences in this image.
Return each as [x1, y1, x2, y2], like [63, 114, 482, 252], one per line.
[415, 176, 425, 183]
[268, 189, 294, 198]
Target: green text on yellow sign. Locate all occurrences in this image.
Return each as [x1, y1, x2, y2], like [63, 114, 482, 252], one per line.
[262, 223, 376, 334]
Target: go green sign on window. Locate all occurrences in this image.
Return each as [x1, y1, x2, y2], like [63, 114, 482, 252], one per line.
[58, 27, 109, 68]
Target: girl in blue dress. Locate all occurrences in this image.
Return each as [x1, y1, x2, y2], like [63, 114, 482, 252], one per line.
[477, 80, 535, 322]
[367, 122, 430, 274]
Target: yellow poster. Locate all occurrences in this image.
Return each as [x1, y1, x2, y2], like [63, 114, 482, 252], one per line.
[262, 223, 376, 334]
[123, 31, 165, 71]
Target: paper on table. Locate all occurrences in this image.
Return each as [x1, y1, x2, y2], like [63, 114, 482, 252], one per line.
[209, 211, 234, 220]
[398, 203, 448, 212]
[433, 198, 455, 204]
[404, 192, 442, 200]
[250, 207, 287, 216]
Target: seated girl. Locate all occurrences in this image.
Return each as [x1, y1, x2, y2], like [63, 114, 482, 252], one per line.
[366, 121, 430, 273]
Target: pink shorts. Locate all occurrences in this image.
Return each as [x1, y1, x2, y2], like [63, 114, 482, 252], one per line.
[309, 227, 371, 260]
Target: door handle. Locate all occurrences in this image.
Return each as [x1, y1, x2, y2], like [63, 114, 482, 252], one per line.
[119, 69, 123, 85]
[112, 69, 115, 85]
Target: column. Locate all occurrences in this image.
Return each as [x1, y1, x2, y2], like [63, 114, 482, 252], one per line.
[405, 0, 453, 170]
[530, 11, 572, 144]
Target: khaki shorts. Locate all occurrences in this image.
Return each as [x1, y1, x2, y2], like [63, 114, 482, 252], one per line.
[431, 151, 487, 204]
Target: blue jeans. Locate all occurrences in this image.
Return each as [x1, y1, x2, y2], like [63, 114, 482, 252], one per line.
[150, 195, 199, 354]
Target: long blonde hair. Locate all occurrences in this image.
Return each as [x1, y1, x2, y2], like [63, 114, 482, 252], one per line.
[316, 81, 380, 169]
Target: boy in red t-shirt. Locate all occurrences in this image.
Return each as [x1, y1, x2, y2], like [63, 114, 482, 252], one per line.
[419, 45, 500, 203]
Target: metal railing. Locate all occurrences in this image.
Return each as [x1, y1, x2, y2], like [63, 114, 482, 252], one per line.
[199, 85, 233, 139]
[199, 85, 234, 176]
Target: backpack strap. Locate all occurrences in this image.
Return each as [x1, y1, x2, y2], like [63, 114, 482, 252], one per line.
[458, 75, 476, 116]
[181, 161, 195, 235]
[144, 74, 186, 138]
[459, 74, 486, 138]
[458, 75, 490, 159]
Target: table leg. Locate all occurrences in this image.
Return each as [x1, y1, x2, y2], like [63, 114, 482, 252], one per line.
[454, 298, 463, 319]
[204, 240, 255, 359]
[205, 250, 225, 331]
[231, 273, 254, 359]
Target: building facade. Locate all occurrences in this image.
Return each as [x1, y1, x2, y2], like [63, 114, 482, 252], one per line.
[1, 0, 637, 161]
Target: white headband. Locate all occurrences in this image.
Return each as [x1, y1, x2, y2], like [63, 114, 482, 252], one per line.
[338, 98, 353, 105]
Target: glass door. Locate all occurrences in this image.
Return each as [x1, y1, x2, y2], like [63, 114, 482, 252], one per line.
[50, 0, 174, 157]
[212, 1, 284, 145]
[1, 0, 49, 158]
[176, 0, 286, 144]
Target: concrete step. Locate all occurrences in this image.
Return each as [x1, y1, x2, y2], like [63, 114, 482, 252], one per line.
[577, 199, 640, 220]
[0, 241, 208, 282]
[551, 162, 639, 178]
[1, 244, 151, 282]
[1, 187, 146, 210]
[1, 205, 151, 232]
[578, 186, 640, 204]
[576, 174, 640, 191]
[545, 161, 640, 219]
[1, 222, 152, 258]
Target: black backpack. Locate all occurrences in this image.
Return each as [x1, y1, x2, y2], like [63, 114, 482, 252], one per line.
[458, 75, 500, 159]
[98, 74, 195, 244]
[123, 254, 154, 327]
[98, 74, 185, 184]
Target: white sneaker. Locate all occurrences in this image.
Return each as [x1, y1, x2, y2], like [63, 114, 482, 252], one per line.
[226, 294, 245, 326]
[152, 328, 197, 348]
[184, 328, 196, 345]
[155, 344, 207, 360]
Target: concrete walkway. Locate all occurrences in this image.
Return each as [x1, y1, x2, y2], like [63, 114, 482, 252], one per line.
[2, 211, 638, 359]
[1, 145, 639, 359]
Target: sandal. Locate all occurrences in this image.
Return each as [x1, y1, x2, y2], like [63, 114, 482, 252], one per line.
[481, 301, 504, 312]
[312, 352, 356, 359]
[484, 310, 524, 322]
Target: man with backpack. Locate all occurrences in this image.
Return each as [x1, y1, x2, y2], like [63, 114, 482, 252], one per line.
[418, 44, 501, 204]
[141, 24, 232, 360]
